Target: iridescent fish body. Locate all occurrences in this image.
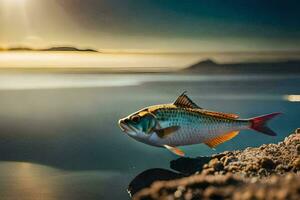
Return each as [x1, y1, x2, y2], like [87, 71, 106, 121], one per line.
[118, 93, 281, 156]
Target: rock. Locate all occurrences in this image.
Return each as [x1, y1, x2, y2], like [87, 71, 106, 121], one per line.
[275, 164, 285, 172]
[258, 168, 268, 177]
[222, 156, 236, 166]
[202, 168, 215, 175]
[208, 158, 224, 171]
[170, 157, 211, 175]
[211, 152, 227, 160]
[296, 144, 300, 154]
[132, 129, 300, 200]
[226, 165, 239, 173]
[245, 164, 259, 172]
[293, 158, 300, 170]
[133, 173, 300, 200]
[260, 157, 276, 170]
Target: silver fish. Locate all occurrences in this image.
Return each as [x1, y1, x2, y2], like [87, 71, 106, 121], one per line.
[118, 92, 281, 156]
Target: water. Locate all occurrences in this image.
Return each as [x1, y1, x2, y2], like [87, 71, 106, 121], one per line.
[0, 73, 299, 199]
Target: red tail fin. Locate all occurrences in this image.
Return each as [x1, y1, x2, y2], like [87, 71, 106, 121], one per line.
[249, 112, 281, 136]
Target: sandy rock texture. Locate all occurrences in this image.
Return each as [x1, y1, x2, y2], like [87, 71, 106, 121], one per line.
[133, 129, 300, 200]
[203, 128, 300, 177]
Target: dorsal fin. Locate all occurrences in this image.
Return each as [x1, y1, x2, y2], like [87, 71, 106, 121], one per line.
[173, 92, 202, 109]
[201, 110, 239, 119]
[204, 131, 239, 148]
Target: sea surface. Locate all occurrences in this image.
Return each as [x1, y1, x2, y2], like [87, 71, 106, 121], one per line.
[0, 73, 299, 199]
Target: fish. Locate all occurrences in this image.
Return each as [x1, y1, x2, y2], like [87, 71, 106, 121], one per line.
[118, 92, 281, 156]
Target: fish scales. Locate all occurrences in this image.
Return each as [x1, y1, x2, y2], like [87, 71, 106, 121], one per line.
[153, 107, 246, 146]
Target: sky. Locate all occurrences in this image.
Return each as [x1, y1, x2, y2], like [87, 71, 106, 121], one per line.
[0, 0, 300, 52]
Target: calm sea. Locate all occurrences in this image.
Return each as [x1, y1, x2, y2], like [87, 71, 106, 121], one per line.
[0, 73, 299, 199]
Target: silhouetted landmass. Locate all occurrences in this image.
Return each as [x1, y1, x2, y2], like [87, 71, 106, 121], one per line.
[42, 46, 98, 52]
[0, 46, 99, 52]
[6, 47, 34, 51]
[182, 59, 300, 74]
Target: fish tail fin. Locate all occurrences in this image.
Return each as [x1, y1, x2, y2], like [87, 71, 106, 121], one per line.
[249, 112, 281, 136]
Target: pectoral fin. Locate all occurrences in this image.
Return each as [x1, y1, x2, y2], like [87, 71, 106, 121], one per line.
[155, 126, 180, 138]
[204, 131, 240, 148]
[164, 145, 185, 157]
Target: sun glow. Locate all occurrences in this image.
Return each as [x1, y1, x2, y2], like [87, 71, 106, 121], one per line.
[1, 0, 30, 44]
[3, 0, 26, 3]
[0, 0, 28, 18]
[284, 95, 300, 102]
[1, 0, 27, 6]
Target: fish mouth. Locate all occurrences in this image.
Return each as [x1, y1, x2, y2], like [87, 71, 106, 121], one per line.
[118, 119, 136, 133]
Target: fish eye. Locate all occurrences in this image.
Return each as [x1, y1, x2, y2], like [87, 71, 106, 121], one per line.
[131, 115, 140, 123]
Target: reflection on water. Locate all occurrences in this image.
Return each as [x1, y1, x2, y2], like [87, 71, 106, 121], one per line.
[0, 73, 299, 199]
[0, 158, 213, 199]
[0, 162, 129, 200]
[1, 162, 59, 200]
[1, 52, 300, 69]
[0, 52, 199, 69]
[284, 94, 300, 102]
[0, 73, 299, 90]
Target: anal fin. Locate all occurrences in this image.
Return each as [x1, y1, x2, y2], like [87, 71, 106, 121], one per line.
[164, 145, 185, 157]
[204, 131, 239, 148]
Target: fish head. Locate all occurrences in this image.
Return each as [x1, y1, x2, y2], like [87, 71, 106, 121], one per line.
[118, 109, 157, 139]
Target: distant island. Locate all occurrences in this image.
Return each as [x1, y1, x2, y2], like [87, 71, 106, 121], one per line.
[0, 46, 99, 52]
[182, 59, 300, 74]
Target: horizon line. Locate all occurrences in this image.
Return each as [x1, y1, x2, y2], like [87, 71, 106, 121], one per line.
[1, 48, 300, 55]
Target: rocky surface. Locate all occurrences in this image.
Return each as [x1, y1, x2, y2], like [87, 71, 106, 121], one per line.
[133, 129, 300, 200]
[134, 173, 300, 200]
[202, 128, 300, 177]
